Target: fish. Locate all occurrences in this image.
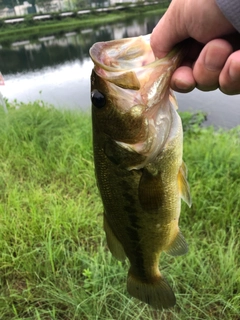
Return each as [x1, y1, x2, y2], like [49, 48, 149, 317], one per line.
[89, 34, 191, 310]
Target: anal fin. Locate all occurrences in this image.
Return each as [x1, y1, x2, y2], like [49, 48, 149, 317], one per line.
[104, 214, 126, 261]
[165, 231, 188, 256]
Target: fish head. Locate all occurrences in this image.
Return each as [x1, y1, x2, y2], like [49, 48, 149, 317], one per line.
[90, 37, 150, 145]
[90, 35, 184, 166]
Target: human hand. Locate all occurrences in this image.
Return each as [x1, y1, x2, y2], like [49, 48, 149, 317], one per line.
[150, 0, 240, 95]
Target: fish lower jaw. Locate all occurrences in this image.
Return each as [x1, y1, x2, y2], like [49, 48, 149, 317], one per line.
[116, 139, 150, 154]
[115, 132, 161, 170]
[115, 139, 156, 170]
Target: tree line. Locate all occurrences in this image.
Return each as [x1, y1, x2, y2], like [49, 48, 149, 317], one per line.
[0, 0, 110, 12]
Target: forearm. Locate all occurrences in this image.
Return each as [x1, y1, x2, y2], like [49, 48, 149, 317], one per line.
[216, 0, 240, 32]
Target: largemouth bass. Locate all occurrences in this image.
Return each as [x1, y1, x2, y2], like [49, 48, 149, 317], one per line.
[89, 34, 191, 310]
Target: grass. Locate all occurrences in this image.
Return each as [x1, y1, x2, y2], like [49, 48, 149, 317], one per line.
[0, 101, 239, 319]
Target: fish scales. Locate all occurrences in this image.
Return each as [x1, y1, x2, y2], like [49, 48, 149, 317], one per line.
[90, 34, 191, 310]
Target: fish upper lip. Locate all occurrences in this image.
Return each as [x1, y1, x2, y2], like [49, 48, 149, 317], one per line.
[89, 34, 183, 74]
[90, 35, 184, 114]
[89, 35, 154, 72]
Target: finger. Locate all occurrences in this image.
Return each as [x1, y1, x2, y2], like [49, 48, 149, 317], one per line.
[170, 40, 202, 92]
[219, 51, 240, 95]
[150, 0, 235, 59]
[185, 40, 204, 62]
[193, 39, 233, 91]
[150, 1, 188, 58]
[222, 33, 240, 51]
[171, 66, 196, 93]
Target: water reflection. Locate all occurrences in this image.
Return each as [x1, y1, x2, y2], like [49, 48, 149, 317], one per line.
[0, 15, 159, 110]
[0, 16, 157, 74]
[1, 32, 92, 74]
[1, 60, 92, 109]
[0, 14, 240, 128]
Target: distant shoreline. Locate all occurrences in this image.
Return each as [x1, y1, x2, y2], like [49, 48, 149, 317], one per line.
[0, 3, 167, 44]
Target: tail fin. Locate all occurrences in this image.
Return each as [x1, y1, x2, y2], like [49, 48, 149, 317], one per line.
[127, 271, 176, 310]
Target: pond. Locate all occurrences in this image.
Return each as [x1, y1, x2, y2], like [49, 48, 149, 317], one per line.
[0, 13, 239, 128]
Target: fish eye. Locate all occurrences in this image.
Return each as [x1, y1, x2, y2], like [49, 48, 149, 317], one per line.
[91, 89, 106, 109]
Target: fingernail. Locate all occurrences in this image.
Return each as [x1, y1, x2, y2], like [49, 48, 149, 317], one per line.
[174, 79, 195, 92]
[204, 53, 224, 71]
[229, 60, 240, 82]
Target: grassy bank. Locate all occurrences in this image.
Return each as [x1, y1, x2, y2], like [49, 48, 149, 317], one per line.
[0, 4, 167, 43]
[0, 101, 239, 319]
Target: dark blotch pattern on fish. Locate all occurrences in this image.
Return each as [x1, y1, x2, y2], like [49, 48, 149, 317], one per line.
[126, 225, 146, 280]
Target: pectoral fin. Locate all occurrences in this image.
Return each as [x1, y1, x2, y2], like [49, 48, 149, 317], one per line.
[165, 231, 188, 256]
[104, 214, 126, 261]
[138, 168, 164, 212]
[178, 162, 192, 207]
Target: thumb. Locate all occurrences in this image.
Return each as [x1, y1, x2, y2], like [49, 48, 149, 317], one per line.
[150, 4, 188, 58]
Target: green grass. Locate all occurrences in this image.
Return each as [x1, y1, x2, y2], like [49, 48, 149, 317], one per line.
[0, 102, 239, 319]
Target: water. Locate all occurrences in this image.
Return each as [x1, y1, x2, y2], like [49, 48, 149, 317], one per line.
[0, 14, 240, 128]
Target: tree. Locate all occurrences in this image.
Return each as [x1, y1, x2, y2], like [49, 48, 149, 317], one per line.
[91, 0, 108, 8]
[1, 0, 24, 9]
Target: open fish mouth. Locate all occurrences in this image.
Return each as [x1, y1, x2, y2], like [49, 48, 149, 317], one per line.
[90, 35, 184, 163]
[89, 34, 154, 71]
[89, 34, 183, 110]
